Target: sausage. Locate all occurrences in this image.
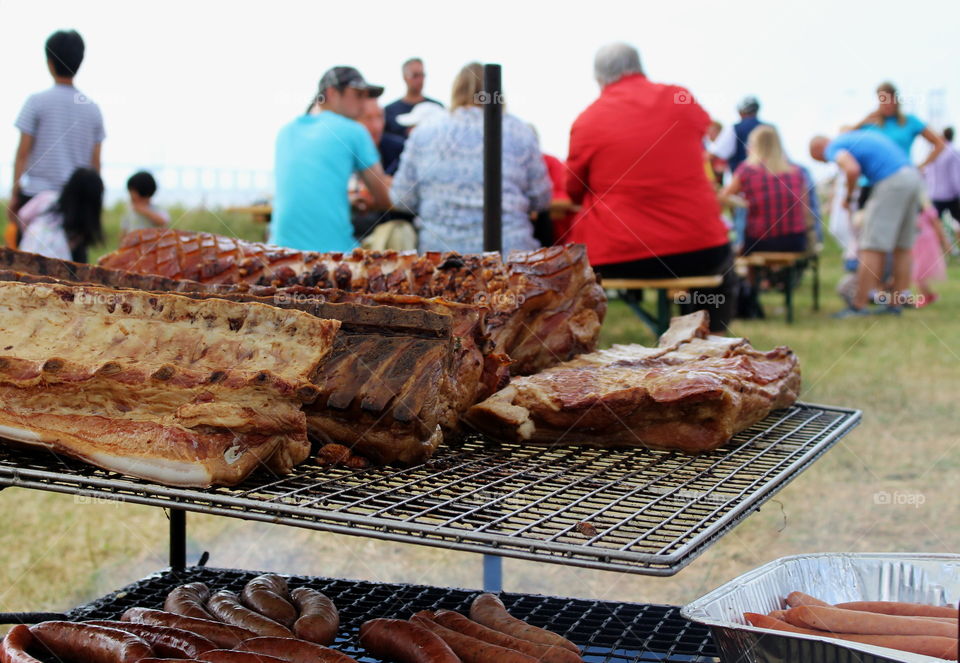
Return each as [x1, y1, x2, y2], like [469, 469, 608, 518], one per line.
[122, 607, 257, 649]
[469, 594, 579, 654]
[207, 591, 293, 638]
[87, 620, 216, 658]
[358, 618, 459, 663]
[165, 583, 217, 620]
[241, 575, 297, 627]
[290, 587, 339, 645]
[784, 605, 956, 638]
[434, 609, 583, 663]
[138, 660, 203, 663]
[0, 625, 42, 663]
[29, 622, 153, 663]
[199, 650, 287, 663]
[239, 636, 360, 663]
[410, 611, 538, 663]
[834, 601, 959, 619]
[744, 613, 958, 660]
[784, 591, 829, 608]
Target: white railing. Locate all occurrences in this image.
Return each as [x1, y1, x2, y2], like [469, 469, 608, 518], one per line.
[1, 163, 274, 208]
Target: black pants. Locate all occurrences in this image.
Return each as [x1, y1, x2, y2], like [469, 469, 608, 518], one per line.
[596, 244, 737, 332]
[743, 232, 807, 254]
[933, 197, 960, 222]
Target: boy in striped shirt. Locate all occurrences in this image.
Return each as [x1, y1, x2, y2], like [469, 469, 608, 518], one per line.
[7, 30, 105, 243]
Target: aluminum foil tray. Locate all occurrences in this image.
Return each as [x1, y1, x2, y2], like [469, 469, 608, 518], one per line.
[681, 552, 960, 663]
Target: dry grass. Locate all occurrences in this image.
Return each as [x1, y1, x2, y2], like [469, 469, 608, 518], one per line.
[0, 215, 958, 614]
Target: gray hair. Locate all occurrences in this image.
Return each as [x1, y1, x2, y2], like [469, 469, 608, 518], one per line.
[594, 42, 644, 87]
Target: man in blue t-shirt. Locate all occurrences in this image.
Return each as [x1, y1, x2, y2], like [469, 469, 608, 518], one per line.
[271, 66, 391, 252]
[810, 130, 923, 316]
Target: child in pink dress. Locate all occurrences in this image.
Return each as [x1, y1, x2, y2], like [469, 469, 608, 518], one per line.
[912, 205, 949, 307]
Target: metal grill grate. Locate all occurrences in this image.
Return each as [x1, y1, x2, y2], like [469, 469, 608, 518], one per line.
[0, 403, 859, 575]
[58, 566, 719, 662]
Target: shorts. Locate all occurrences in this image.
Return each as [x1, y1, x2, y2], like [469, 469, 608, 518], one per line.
[861, 167, 922, 251]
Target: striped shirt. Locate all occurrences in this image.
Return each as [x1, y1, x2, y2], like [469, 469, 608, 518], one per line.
[15, 84, 105, 196]
[735, 163, 808, 240]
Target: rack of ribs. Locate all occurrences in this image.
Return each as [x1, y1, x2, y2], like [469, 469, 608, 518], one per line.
[97, 229, 608, 375]
[0, 250, 506, 465]
[465, 311, 801, 454]
[0, 280, 339, 486]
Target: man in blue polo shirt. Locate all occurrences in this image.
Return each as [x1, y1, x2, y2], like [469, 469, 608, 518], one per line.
[810, 130, 923, 316]
[271, 66, 391, 252]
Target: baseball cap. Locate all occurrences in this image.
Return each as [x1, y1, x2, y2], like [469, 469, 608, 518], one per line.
[318, 66, 384, 98]
[737, 95, 760, 114]
[396, 101, 445, 127]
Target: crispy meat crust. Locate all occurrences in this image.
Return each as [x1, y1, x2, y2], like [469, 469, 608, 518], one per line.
[97, 229, 607, 375]
[465, 311, 801, 453]
[0, 281, 339, 485]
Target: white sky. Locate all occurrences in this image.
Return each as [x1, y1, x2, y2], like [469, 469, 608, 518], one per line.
[2, 0, 958, 198]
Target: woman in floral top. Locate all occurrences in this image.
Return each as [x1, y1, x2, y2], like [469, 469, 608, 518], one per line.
[391, 62, 552, 253]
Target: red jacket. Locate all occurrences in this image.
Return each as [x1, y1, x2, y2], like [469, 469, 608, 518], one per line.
[565, 74, 728, 266]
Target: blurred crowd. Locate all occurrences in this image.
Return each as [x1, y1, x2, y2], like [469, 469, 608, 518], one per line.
[7, 33, 957, 330]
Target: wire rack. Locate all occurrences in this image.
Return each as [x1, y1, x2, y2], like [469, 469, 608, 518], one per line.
[0, 403, 859, 575]
[40, 565, 717, 662]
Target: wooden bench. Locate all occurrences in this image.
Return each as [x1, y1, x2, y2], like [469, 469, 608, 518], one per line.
[603, 275, 724, 336]
[734, 250, 820, 323]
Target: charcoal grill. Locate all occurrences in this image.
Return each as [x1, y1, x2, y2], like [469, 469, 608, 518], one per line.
[1, 566, 719, 662]
[0, 403, 859, 576]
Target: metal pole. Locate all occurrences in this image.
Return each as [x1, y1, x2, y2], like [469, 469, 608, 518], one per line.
[169, 508, 187, 570]
[483, 554, 503, 593]
[482, 63, 504, 591]
[483, 63, 503, 253]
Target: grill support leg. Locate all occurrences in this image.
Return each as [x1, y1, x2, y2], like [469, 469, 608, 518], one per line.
[483, 554, 502, 592]
[169, 508, 186, 570]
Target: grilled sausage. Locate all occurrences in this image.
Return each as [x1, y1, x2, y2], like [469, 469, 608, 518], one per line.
[834, 601, 959, 619]
[122, 607, 257, 649]
[165, 583, 217, 620]
[29, 622, 153, 663]
[358, 618, 459, 663]
[207, 591, 293, 638]
[434, 609, 583, 663]
[241, 575, 296, 627]
[290, 587, 339, 645]
[745, 613, 958, 660]
[87, 620, 216, 658]
[199, 650, 287, 663]
[410, 611, 538, 663]
[785, 591, 829, 608]
[469, 594, 579, 654]
[784, 605, 956, 638]
[137, 659, 203, 663]
[239, 636, 360, 663]
[0, 625, 42, 663]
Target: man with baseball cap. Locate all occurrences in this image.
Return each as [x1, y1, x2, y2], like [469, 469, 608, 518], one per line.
[270, 66, 390, 252]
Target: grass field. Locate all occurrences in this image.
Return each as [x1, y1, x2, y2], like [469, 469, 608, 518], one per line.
[0, 205, 957, 615]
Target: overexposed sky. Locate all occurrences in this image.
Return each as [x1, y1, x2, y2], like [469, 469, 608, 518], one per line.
[1, 0, 958, 197]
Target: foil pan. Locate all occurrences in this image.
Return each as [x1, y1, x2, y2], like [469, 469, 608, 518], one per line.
[682, 553, 960, 663]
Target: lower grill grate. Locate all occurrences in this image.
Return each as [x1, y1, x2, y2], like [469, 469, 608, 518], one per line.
[52, 566, 719, 662]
